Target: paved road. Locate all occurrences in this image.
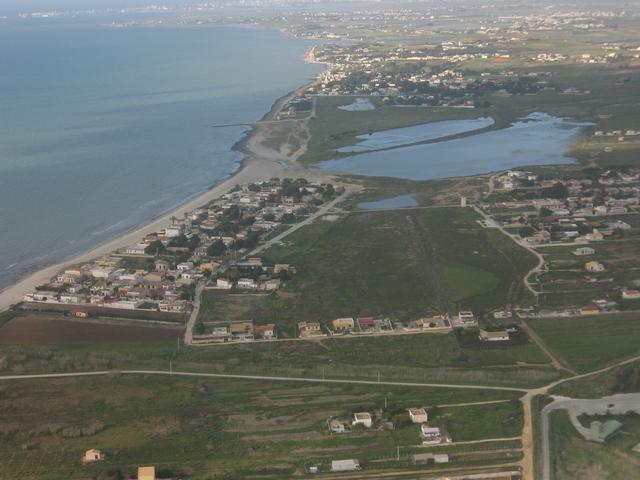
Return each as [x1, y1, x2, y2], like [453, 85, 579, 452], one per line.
[472, 205, 545, 297]
[0, 368, 528, 392]
[541, 393, 640, 480]
[247, 186, 355, 257]
[520, 320, 576, 375]
[184, 283, 204, 346]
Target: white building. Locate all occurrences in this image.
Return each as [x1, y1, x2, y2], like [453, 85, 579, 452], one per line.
[421, 425, 443, 445]
[216, 278, 233, 289]
[331, 459, 360, 472]
[237, 278, 258, 290]
[352, 412, 373, 428]
[408, 408, 428, 424]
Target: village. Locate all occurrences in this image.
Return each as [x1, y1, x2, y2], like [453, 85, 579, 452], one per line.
[19, 178, 340, 321]
[482, 165, 640, 317]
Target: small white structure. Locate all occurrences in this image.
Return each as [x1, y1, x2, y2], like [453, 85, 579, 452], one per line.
[329, 419, 346, 433]
[124, 243, 148, 255]
[331, 459, 361, 472]
[622, 289, 640, 300]
[352, 412, 373, 428]
[408, 408, 428, 424]
[81, 449, 105, 463]
[573, 247, 595, 256]
[585, 261, 606, 272]
[457, 311, 477, 326]
[421, 425, 443, 445]
[177, 262, 194, 271]
[479, 329, 510, 342]
[237, 278, 258, 289]
[216, 278, 233, 289]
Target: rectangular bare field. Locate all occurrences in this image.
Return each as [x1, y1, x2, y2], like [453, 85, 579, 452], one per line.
[0, 315, 183, 344]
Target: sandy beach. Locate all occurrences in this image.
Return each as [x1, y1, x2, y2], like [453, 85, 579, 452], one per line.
[0, 79, 335, 312]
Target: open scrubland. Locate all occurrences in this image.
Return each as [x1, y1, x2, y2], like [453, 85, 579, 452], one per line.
[0, 375, 524, 480]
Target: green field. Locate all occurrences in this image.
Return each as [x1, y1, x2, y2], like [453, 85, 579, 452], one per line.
[548, 411, 640, 480]
[0, 375, 524, 480]
[262, 207, 537, 322]
[527, 313, 640, 374]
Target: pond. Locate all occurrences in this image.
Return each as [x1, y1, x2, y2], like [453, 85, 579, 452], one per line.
[338, 116, 494, 153]
[320, 113, 591, 180]
[358, 194, 418, 210]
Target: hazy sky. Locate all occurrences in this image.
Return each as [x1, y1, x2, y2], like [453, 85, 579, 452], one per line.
[0, 0, 196, 15]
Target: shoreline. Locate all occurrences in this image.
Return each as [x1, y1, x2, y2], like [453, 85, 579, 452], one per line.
[0, 60, 330, 312]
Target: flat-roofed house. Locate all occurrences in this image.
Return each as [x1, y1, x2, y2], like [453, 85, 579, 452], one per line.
[421, 425, 442, 445]
[138, 466, 155, 480]
[331, 459, 360, 472]
[298, 321, 324, 338]
[352, 412, 373, 428]
[81, 449, 105, 463]
[585, 261, 606, 272]
[408, 408, 428, 424]
[332, 317, 355, 332]
[479, 329, 510, 342]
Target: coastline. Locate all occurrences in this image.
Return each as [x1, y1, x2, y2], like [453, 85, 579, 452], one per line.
[0, 56, 330, 312]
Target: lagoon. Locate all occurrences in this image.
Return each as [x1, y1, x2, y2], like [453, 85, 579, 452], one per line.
[321, 113, 590, 180]
[338, 116, 494, 153]
[358, 194, 418, 210]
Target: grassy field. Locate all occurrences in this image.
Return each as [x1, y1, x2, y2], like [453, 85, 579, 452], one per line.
[548, 411, 640, 480]
[0, 375, 525, 480]
[262, 207, 537, 322]
[552, 360, 640, 399]
[527, 313, 640, 374]
[197, 291, 271, 325]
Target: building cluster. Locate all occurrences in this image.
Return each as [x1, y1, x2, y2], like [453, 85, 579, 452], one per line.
[194, 321, 276, 344]
[486, 168, 640, 315]
[297, 312, 470, 339]
[496, 11, 623, 34]
[306, 43, 543, 106]
[22, 178, 337, 316]
[491, 169, 640, 246]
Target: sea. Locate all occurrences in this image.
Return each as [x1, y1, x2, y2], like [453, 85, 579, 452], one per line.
[0, 20, 321, 289]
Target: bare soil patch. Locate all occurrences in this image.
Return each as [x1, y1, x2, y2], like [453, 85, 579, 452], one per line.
[0, 315, 182, 344]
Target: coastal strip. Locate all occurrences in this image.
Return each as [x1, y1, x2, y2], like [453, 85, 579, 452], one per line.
[0, 54, 330, 312]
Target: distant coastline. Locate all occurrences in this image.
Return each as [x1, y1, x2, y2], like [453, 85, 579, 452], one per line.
[0, 41, 327, 311]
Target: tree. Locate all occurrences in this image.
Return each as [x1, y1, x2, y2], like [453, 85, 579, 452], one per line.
[145, 240, 166, 256]
[207, 240, 226, 257]
[518, 226, 536, 238]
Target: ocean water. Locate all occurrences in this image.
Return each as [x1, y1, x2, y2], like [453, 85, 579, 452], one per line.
[0, 24, 320, 288]
[320, 113, 590, 180]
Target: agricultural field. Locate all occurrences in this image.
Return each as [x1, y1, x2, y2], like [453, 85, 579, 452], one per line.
[0, 327, 558, 388]
[262, 207, 537, 323]
[527, 313, 640, 374]
[0, 314, 183, 345]
[0, 375, 524, 480]
[548, 411, 640, 480]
